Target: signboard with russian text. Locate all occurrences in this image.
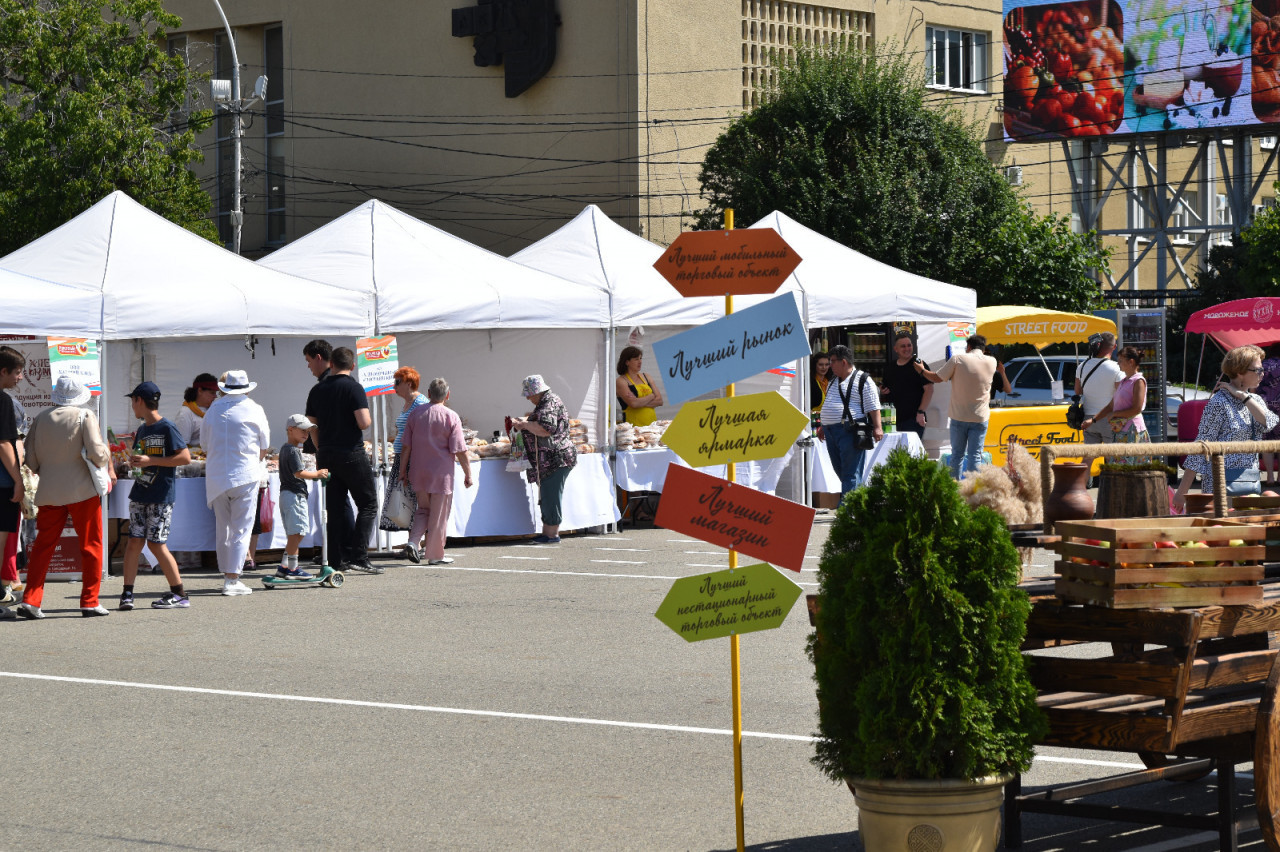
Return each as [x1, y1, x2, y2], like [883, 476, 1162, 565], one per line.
[0, 335, 52, 425]
[47, 337, 101, 397]
[1002, 0, 1263, 141]
[653, 228, 802, 297]
[356, 335, 399, 397]
[654, 464, 814, 572]
[662, 391, 809, 468]
[655, 562, 802, 642]
[651, 293, 809, 405]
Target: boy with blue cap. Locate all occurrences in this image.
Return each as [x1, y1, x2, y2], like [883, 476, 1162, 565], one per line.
[120, 381, 192, 610]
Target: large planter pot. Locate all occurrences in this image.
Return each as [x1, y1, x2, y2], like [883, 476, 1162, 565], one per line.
[1044, 462, 1094, 528]
[853, 774, 1011, 852]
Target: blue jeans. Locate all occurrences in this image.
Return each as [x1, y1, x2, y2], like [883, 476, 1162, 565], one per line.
[949, 419, 988, 479]
[823, 422, 866, 494]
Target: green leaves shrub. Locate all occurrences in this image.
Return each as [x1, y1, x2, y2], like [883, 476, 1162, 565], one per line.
[809, 450, 1046, 781]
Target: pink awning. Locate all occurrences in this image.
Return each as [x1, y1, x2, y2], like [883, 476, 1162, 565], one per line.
[1186, 297, 1280, 349]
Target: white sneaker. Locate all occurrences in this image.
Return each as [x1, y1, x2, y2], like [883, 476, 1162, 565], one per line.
[222, 579, 253, 596]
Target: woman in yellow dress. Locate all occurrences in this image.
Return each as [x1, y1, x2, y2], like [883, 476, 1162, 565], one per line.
[615, 346, 663, 426]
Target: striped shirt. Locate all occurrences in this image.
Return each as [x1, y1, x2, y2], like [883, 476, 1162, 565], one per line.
[819, 370, 880, 426]
[393, 393, 429, 454]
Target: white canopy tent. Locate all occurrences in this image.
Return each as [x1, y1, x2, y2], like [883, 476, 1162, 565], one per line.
[257, 199, 613, 443]
[0, 191, 375, 434]
[0, 269, 105, 337]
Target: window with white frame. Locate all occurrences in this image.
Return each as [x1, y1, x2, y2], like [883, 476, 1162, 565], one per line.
[925, 26, 988, 93]
[1171, 190, 1199, 239]
[1215, 193, 1233, 244]
[1262, 137, 1277, 151]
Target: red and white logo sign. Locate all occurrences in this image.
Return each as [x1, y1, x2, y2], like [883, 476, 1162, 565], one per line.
[1254, 300, 1275, 325]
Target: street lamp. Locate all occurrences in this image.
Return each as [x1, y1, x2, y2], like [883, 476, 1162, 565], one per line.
[208, 0, 266, 255]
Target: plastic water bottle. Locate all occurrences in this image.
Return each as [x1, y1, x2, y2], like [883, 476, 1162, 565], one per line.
[883, 407, 896, 433]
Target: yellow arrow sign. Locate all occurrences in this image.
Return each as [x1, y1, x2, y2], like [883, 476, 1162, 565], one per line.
[662, 391, 810, 468]
[655, 562, 802, 643]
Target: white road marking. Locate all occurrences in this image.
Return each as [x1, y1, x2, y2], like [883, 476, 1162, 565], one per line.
[427, 564, 677, 580]
[511, 544, 555, 549]
[593, 548, 651, 552]
[685, 563, 728, 568]
[1032, 755, 1143, 769]
[683, 551, 723, 555]
[498, 556, 552, 561]
[584, 536, 628, 541]
[666, 539, 697, 543]
[590, 560, 648, 566]
[0, 672, 814, 742]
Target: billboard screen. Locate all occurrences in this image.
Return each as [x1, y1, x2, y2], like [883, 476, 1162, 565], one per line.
[1002, 0, 1265, 140]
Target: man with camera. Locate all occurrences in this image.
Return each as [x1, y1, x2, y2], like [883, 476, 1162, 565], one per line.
[815, 344, 882, 494]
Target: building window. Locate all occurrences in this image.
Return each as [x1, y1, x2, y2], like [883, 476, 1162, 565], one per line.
[741, 2, 872, 108]
[925, 26, 988, 93]
[1170, 190, 1199, 241]
[1215, 193, 1233, 244]
[1262, 137, 1277, 151]
[214, 33, 234, 248]
[264, 25, 286, 246]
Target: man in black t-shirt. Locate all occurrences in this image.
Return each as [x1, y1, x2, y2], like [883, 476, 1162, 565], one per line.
[880, 334, 933, 437]
[306, 346, 380, 574]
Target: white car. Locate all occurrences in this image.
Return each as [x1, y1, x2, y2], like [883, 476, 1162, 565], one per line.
[997, 355, 1208, 432]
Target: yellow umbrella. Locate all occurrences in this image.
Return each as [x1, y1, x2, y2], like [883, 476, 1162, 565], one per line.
[975, 306, 1116, 350]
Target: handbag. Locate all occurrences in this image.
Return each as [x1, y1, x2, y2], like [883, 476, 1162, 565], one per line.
[78, 410, 111, 498]
[258, 486, 275, 534]
[384, 483, 414, 528]
[1224, 466, 1261, 497]
[1067, 359, 1107, 430]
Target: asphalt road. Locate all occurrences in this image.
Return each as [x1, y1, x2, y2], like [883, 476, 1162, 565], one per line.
[0, 519, 1269, 850]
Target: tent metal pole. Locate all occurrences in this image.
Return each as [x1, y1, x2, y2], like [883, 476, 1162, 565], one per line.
[99, 338, 110, 585]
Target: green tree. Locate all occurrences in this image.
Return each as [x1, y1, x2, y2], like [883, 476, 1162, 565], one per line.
[0, 0, 216, 254]
[695, 45, 1108, 311]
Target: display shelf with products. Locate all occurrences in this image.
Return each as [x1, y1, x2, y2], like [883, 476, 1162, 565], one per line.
[1096, 308, 1167, 441]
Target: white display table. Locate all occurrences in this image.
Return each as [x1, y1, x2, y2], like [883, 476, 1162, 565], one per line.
[810, 431, 925, 493]
[109, 454, 620, 550]
[614, 446, 795, 495]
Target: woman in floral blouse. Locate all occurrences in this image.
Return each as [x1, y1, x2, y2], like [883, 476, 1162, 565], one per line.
[1174, 344, 1280, 511]
[510, 374, 577, 544]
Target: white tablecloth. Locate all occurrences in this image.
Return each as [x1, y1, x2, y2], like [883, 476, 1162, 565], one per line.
[809, 431, 925, 493]
[614, 447, 795, 495]
[109, 455, 621, 549]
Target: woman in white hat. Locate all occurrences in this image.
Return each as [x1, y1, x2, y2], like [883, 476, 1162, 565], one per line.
[17, 376, 115, 618]
[510, 374, 577, 544]
[201, 370, 269, 596]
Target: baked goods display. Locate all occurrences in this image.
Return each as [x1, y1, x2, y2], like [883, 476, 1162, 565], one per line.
[615, 420, 670, 451]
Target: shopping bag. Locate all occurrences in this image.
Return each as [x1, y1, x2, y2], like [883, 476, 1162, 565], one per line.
[384, 484, 414, 528]
[258, 487, 275, 533]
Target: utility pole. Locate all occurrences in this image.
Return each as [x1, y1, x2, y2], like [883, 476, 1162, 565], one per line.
[209, 0, 265, 256]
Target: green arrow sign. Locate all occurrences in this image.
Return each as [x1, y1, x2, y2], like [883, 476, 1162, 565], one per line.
[662, 391, 810, 468]
[655, 562, 802, 643]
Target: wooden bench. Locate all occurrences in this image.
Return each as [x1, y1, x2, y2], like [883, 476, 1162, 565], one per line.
[1005, 596, 1280, 851]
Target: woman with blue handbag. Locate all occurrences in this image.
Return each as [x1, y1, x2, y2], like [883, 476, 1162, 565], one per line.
[1174, 345, 1280, 511]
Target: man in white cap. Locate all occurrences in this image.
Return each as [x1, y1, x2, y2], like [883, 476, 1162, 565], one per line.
[202, 370, 269, 595]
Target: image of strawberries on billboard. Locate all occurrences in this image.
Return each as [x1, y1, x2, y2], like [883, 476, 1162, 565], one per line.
[1003, 0, 1255, 141]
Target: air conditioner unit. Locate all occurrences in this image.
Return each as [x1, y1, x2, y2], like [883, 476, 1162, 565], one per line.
[1004, 165, 1024, 186]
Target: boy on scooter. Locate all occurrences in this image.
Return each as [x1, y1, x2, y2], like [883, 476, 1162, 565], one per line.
[277, 414, 329, 578]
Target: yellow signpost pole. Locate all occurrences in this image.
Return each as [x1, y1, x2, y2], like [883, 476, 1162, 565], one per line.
[723, 208, 745, 852]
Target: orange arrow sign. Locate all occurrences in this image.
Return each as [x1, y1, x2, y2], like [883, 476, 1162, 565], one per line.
[653, 229, 802, 297]
[654, 464, 814, 572]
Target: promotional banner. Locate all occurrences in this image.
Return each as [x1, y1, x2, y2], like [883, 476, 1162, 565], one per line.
[651, 293, 809, 405]
[47, 337, 101, 396]
[0, 335, 53, 424]
[654, 562, 803, 642]
[654, 464, 815, 572]
[1003, 0, 1261, 139]
[356, 335, 399, 397]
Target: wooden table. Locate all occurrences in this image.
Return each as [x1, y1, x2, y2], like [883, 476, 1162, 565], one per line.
[1006, 592, 1280, 851]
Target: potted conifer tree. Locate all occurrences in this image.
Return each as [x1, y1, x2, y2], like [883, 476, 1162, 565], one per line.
[808, 450, 1046, 851]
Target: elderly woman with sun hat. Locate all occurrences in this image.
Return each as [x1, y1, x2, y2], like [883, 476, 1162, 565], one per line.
[509, 374, 576, 544]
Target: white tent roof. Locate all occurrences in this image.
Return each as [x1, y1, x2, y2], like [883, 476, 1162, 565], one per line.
[748, 211, 976, 326]
[0, 192, 373, 340]
[0, 269, 104, 337]
[511, 204, 726, 327]
[259, 199, 610, 330]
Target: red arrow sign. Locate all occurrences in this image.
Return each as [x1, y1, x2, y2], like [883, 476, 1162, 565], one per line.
[654, 464, 814, 572]
[653, 229, 802, 297]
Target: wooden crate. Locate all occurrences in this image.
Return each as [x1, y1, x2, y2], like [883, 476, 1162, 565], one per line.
[1222, 507, 1280, 563]
[1053, 517, 1266, 609]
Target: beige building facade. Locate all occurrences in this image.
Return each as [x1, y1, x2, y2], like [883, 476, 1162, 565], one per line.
[163, 0, 1275, 291]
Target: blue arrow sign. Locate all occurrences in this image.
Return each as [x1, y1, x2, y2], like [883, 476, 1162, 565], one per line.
[652, 293, 809, 405]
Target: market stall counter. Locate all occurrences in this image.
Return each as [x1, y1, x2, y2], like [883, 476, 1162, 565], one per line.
[109, 455, 620, 551]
